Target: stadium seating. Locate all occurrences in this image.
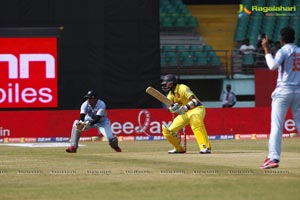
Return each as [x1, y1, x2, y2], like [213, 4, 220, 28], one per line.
[160, 16, 174, 28]
[160, 44, 221, 67]
[192, 51, 207, 65]
[160, 0, 199, 29]
[189, 44, 202, 51]
[159, 0, 224, 72]
[180, 54, 194, 66]
[176, 44, 188, 51]
[210, 58, 222, 66]
[234, 15, 249, 41]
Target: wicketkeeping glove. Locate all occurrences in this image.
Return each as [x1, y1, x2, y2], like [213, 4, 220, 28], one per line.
[84, 121, 91, 130]
[76, 121, 91, 132]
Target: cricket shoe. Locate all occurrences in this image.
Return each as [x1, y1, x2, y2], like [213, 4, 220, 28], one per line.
[260, 158, 279, 169]
[199, 148, 211, 154]
[168, 148, 186, 154]
[113, 146, 122, 152]
[66, 146, 77, 153]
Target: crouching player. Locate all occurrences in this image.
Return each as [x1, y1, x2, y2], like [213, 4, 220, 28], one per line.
[161, 74, 211, 154]
[66, 90, 121, 153]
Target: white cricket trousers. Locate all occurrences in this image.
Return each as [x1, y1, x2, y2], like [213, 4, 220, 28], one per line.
[70, 119, 115, 148]
[269, 90, 300, 160]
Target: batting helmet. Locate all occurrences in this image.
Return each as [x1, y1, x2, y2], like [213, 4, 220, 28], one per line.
[161, 74, 178, 85]
[161, 74, 178, 93]
[84, 90, 97, 99]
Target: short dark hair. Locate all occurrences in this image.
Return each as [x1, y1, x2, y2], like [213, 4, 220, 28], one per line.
[280, 27, 295, 43]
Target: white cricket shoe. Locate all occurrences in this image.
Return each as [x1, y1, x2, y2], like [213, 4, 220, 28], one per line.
[168, 148, 186, 154]
[199, 148, 211, 154]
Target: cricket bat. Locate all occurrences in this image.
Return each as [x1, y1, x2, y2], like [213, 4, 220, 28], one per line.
[146, 86, 172, 107]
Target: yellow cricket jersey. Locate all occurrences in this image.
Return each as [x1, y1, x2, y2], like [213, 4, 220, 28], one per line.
[167, 84, 199, 106]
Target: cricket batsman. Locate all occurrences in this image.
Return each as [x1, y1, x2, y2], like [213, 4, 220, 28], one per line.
[161, 74, 211, 154]
[66, 90, 122, 153]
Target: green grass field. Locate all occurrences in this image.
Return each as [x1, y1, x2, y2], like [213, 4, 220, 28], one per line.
[1, 138, 300, 200]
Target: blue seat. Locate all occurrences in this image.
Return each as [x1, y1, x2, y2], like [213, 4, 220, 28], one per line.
[193, 51, 208, 66]
[242, 54, 255, 65]
[209, 56, 221, 66]
[167, 56, 178, 67]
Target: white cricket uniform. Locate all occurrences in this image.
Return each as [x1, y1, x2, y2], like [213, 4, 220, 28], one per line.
[265, 43, 300, 161]
[70, 99, 115, 148]
[80, 99, 115, 140]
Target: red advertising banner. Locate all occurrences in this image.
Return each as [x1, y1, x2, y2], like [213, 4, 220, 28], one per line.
[0, 38, 58, 108]
[254, 69, 277, 107]
[0, 108, 298, 140]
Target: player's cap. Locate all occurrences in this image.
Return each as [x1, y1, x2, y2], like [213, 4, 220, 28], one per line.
[84, 90, 97, 99]
[161, 74, 178, 85]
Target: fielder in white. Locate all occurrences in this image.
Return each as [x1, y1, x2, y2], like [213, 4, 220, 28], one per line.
[260, 27, 300, 169]
[66, 90, 122, 153]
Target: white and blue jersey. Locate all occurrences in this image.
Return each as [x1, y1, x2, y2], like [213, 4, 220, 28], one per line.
[265, 43, 300, 161]
[267, 43, 300, 90]
[68, 97, 117, 149]
[80, 99, 108, 124]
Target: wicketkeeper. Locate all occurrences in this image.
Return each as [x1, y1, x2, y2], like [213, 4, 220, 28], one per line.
[66, 90, 122, 153]
[161, 74, 211, 154]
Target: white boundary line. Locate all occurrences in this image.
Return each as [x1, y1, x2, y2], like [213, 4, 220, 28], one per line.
[0, 143, 85, 148]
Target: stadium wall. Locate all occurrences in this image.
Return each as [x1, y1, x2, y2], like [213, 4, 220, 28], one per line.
[0, 0, 161, 109]
[0, 108, 298, 142]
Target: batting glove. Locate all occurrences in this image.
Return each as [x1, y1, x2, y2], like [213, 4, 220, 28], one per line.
[168, 103, 179, 113]
[176, 105, 188, 115]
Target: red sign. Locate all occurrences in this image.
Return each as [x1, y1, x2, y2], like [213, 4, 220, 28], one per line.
[0, 108, 298, 139]
[254, 69, 277, 107]
[0, 38, 58, 108]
